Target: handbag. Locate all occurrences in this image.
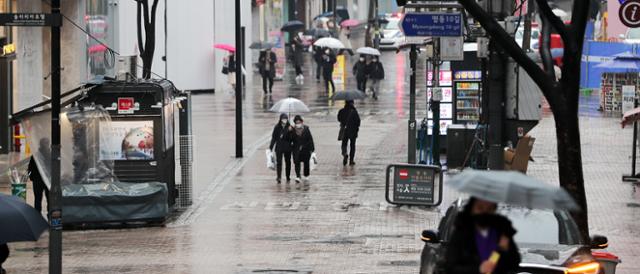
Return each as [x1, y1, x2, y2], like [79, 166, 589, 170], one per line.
[222, 65, 228, 75]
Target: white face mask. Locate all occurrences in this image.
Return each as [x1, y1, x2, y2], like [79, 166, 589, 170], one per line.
[295, 123, 303, 129]
[359, 58, 365, 61]
[325, 50, 330, 54]
[373, 59, 378, 62]
[281, 119, 288, 124]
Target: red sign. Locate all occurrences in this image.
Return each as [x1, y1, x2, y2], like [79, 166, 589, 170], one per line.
[117, 97, 134, 114]
[399, 169, 409, 180]
[620, 0, 640, 28]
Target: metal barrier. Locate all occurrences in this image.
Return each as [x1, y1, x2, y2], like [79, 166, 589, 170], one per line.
[385, 164, 443, 206]
[176, 135, 193, 209]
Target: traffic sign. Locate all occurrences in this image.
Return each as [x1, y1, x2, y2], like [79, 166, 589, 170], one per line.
[620, 0, 640, 28]
[400, 12, 463, 37]
[0, 13, 62, 27]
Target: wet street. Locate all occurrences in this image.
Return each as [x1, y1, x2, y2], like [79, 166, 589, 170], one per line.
[4, 52, 640, 273]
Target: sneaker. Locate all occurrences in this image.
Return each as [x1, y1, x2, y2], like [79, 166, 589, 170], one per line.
[343, 155, 349, 166]
[349, 161, 356, 166]
[286, 177, 291, 182]
[295, 177, 301, 183]
[277, 177, 282, 184]
[303, 176, 309, 182]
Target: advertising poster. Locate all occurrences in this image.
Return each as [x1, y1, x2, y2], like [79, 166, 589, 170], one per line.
[100, 121, 154, 161]
[332, 55, 346, 86]
[427, 70, 452, 86]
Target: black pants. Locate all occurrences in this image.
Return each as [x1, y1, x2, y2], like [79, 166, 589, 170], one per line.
[0, 244, 8, 269]
[324, 73, 335, 92]
[276, 150, 292, 180]
[294, 152, 311, 178]
[33, 179, 49, 214]
[342, 137, 357, 161]
[356, 77, 367, 92]
[295, 64, 303, 76]
[316, 63, 322, 79]
[262, 74, 274, 93]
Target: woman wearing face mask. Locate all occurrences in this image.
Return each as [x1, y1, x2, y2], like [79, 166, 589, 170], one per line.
[368, 56, 385, 100]
[291, 115, 315, 183]
[353, 55, 369, 92]
[322, 49, 337, 93]
[269, 113, 294, 183]
[443, 197, 521, 274]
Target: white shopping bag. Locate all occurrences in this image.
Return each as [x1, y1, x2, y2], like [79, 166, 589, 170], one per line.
[266, 149, 276, 170]
[310, 152, 318, 171]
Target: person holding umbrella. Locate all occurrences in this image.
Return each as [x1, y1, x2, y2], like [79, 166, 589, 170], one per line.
[321, 48, 337, 93]
[292, 115, 315, 183]
[222, 51, 237, 90]
[444, 197, 521, 274]
[368, 56, 385, 100]
[258, 48, 277, 94]
[292, 33, 305, 83]
[269, 113, 294, 183]
[353, 55, 369, 92]
[337, 100, 361, 166]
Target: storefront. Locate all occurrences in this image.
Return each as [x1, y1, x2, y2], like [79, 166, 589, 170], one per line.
[0, 0, 16, 154]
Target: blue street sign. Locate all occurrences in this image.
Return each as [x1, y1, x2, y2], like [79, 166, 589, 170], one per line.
[400, 12, 463, 37]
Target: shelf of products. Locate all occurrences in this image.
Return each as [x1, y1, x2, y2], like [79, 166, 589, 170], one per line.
[600, 73, 640, 114]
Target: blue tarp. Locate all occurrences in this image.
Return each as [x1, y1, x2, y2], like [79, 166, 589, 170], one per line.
[581, 41, 638, 89]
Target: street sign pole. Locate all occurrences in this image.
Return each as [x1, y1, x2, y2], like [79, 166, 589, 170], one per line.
[235, 0, 243, 158]
[432, 38, 441, 166]
[408, 44, 417, 164]
[49, 0, 63, 273]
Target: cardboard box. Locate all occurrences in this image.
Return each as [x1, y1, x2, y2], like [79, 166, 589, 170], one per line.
[504, 135, 535, 173]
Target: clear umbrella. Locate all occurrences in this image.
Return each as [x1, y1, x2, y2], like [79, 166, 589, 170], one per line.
[270, 97, 310, 117]
[356, 47, 381, 56]
[448, 170, 579, 211]
[314, 37, 345, 49]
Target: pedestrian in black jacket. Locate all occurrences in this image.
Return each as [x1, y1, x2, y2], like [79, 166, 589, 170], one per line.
[292, 33, 305, 81]
[292, 115, 315, 183]
[444, 197, 521, 274]
[0, 243, 8, 274]
[337, 101, 361, 166]
[368, 56, 384, 100]
[269, 113, 294, 183]
[313, 46, 324, 81]
[353, 55, 369, 92]
[29, 138, 51, 215]
[259, 49, 277, 94]
[321, 49, 337, 93]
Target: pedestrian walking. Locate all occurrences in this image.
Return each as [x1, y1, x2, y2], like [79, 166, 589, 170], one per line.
[443, 197, 521, 274]
[0, 243, 8, 274]
[313, 46, 324, 82]
[28, 156, 49, 215]
[269, 114, 294, 183]
[338, 26, 354, 56]
[322, 48, 337, 93]
[368, 56, 384, 100]
[337, 100, 361, 166]
[292, 115, 315, 183]
[353, 55, 369, 92]
[259, 48, 277, 94]
[222, 52, 237, 90]
[292, 33, 305, 82]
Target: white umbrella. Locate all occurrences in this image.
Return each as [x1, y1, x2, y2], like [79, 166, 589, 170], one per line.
[552, 8, 568, 18]
[313, 37, 345, 49]
[356, 47, 381, 56]
[270, 97, 310, 115]
[448, 170, 579, 211]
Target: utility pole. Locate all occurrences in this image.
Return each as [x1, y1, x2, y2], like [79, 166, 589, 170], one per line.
[374, 0, 380, 49]
[408, 44, 417, 164]
[50, 0, 63, 273]
[235, 0, 243, 158]
[431, 38, 441, 166]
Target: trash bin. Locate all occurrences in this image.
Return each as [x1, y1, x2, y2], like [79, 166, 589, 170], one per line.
[592, 251, 621, 274]
[11, 183, 26, 200]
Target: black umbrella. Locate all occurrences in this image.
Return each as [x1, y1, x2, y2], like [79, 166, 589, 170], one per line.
[249, 41, 275, 50]
[314, 11, 333, 21]
[369, 17, 389, 24]
[304, 28, 331, 38]
[332, 90, 367, 101]
[281, 20, 305, 32]
[0, 193, 48, 244]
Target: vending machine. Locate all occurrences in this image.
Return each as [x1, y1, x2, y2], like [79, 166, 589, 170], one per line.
[453, 70, 482, 125]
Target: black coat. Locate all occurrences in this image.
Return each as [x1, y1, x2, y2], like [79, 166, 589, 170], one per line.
[259, 51, 277, 78]
[444, 214, 521, 274]
[227, 55, 236, 71]
[313, 47, 324, 63]
[292, 37, 304, 65]
[338, 106, 361, 139]
[321, 53, 337, 77]
[369, 62, 385, 80]
[270, 123, 294, 153]
[292, 126, 315, 155]
[353, 61, 369, 79]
